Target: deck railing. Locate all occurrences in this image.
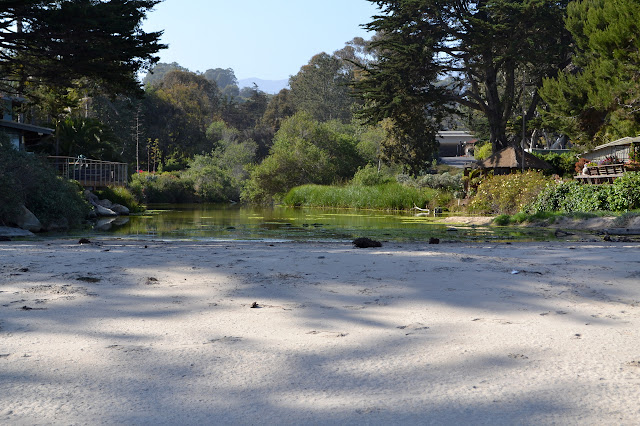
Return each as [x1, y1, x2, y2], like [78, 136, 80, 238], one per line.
[48, 156, 128, 188]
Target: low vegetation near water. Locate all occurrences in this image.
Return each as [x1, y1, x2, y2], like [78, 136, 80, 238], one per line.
[282, 182, 444, 210]
[0, 142, 89, 228]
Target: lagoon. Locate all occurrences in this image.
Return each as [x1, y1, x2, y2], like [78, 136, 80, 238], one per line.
[82, 204, 555, 243]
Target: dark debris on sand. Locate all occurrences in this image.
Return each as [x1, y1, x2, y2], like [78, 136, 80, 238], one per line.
[353, 237, 382, 248]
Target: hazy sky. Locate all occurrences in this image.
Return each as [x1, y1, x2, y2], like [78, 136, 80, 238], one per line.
[142, 0, 380, 81]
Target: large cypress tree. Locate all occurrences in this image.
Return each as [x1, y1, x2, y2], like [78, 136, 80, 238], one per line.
[539, 0, 640, 145]
[354, 0, 572, 167]
[0, 0, 165, 97]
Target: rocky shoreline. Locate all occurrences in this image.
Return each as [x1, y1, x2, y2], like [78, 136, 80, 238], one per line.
[0, 190, 130, 237]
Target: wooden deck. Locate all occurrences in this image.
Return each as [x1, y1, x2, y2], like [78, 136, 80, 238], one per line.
[48, 156, 128, 188]
[575, 164, 625, 184]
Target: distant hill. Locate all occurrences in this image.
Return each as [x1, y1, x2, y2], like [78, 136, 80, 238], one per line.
[238, 78, 289, 95]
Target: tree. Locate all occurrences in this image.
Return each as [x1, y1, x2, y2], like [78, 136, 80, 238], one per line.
[0, 0, 165, 97]
[143, 62, 190, 87]
[355, 0, 572, 155]
[261, 88, 296, 131]
[203, 67, 239, 99]
[289, 52, 356, 123]
[55, 116, 120, 160]
[242, 113, 365, 203]
[144, 70, 220, 165]
[539, 0, 640, 145]
[203, 68, 238, 91]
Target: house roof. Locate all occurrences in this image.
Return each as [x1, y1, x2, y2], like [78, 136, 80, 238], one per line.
[0, 119, 54, 135]
[589, 136, 640, 152]
[476, 146, 551, 169]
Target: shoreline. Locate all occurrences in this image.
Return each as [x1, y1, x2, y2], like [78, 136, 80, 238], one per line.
[2, 239, 640, 424]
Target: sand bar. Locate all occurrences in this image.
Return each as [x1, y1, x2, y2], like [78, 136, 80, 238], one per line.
[1, 239, 640, 424]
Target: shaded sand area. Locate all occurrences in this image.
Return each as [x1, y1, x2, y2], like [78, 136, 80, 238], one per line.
[1, 240, 640, 424]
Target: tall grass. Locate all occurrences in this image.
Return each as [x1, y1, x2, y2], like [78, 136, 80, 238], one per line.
[282, 182, 441, 210]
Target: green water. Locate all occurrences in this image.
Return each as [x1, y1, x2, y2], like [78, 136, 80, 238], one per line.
[85, 204, 556, 243]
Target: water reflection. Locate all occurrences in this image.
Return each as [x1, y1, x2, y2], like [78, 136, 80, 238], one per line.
[87, 203, 556, 243]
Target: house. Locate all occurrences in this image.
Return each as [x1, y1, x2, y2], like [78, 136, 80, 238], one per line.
[437, 130, 476, 157]
[581, 136, 640, 163]
[1, 96, 54, 150]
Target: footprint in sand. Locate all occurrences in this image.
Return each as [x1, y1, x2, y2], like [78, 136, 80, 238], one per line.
[205, 336, 243, 344]
[397, 323, 430, 335]
[508, 353, 529, 360]
[306, 331, 348, 338]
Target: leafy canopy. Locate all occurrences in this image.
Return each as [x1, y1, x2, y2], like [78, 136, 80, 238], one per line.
[354, 0, 571, 160]
[0, 0, 165, 97]
[539, 0, 640, 145]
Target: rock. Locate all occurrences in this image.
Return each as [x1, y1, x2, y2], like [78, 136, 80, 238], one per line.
[96, 199, 113, 208]
[93, 204, 117, 217]
[429, 237, 440, 244]
[0, 226, 34, 238]
[110, 203, 130, 215]
[84, 190, 99, 203]
[87, 208, 98, 219]
[353, 237, 382, 248]
[13, 205, 42, 232]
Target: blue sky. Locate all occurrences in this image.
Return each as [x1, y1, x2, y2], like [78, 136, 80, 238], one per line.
[142, 0, 380, 81]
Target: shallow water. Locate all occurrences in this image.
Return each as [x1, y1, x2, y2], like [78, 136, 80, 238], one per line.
[71, 204, 558, 243]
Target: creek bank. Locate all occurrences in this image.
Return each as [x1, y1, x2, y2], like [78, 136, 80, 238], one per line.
[0, 190, 131, 236]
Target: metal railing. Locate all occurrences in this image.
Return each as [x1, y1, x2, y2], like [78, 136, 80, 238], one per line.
[48, 156, 128, 188]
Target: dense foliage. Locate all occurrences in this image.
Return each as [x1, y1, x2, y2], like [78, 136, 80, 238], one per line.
[532, 152, 579, 177]
[468, 171, 553, 215]
[0, 142, 89, 228]
[354, 0, 572, 154]
[0, 0, 164, 97]
[241, 113, 366, 203]
[539, 0, 640, 145]
[525, 172, 640, 213]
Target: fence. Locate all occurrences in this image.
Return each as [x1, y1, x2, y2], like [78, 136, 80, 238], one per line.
[48, 156, 128, 188]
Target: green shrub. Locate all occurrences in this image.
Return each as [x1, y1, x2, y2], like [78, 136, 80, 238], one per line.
[608, 172, 640, 211]
[94, 186, 145, 213]
[533, 152, 578, 177]
[524, 174, 640, 213]
[468, 171, 552, 214]
[129, 172, 196, 203]
[351, 164, 394, 186]
[0, 143, 90, 228]
[414, 172, 463, 192]
[474, 143, 492, 161]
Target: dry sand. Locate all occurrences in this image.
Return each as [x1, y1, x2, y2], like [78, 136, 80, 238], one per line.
[1, 239, 640, 425]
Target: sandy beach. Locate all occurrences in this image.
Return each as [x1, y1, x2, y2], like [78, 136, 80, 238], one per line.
[1, 239, 640, 424]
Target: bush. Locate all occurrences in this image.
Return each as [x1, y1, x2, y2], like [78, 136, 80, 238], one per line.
[468, 171, 552, 214]
[533, 152, 578, 177]
[414, 172, 463, 192]
[129, 172, 196, 204]
[474, 142, 492, 160]
[94, 186, 145, 213]
[524, 173, 640, 213]
[0, 143, 90, 228]
[351, 164, 394, 186]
